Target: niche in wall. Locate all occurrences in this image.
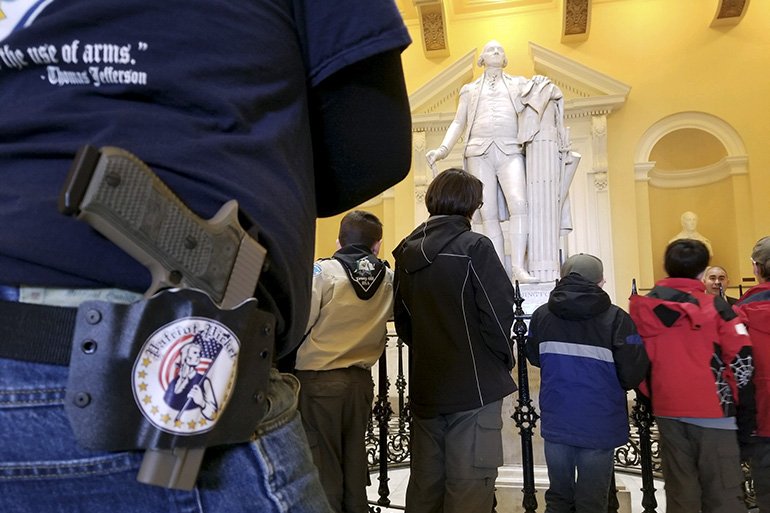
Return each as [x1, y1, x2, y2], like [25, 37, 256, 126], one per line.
[635, 112, 749, 288]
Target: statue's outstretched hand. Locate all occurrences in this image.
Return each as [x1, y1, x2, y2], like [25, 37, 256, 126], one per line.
[425, 149, 441, 167]
[425, 145, 448, 167]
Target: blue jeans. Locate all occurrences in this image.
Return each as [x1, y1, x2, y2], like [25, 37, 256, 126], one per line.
[0, 358, 332, 513]
[543, 440, 614, 513]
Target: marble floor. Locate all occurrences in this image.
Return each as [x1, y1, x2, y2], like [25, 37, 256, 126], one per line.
[367, 468, 668, 512]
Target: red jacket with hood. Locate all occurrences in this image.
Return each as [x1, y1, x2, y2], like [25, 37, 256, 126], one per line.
[629, 277, 753, 419]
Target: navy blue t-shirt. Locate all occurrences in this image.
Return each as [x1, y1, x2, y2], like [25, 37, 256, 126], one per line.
[0, 0, 411, 354]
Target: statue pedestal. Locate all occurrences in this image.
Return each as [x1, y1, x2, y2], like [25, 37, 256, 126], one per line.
[515, 281, 556, 315]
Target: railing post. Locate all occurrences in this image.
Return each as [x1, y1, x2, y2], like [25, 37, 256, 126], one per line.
[742, 460, 757, 510]
[372, 339, 393, 509]
[631, 390, 658, 513]
[510, 281, 539, 513]
[396, 338, 411, 444]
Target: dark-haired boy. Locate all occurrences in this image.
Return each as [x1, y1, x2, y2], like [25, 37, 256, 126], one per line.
[393, 168, 516, 513]
[295, 210, 394, 513]
[526, 253, 649, 513]
[630, 239, 754, 513]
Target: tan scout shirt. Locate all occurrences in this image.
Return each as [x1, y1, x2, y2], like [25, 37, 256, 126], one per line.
[295, 258, 394, 371]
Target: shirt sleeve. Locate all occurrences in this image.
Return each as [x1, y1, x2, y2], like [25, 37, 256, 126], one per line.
[304, 261, 326, 334]
[525, 311, 541, 368]
[295, 0, 411, 87]
[392, 263, 412, 345]
[611, 309, 650, 390]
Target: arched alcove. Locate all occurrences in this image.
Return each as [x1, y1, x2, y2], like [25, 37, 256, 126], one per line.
[633, 112, 752, 290]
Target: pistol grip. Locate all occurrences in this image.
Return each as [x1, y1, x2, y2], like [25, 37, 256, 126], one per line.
[62, 146, 264, 307]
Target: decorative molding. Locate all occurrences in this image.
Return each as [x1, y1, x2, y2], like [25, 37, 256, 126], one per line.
[410, 44, 631, 121]
[634, 112, 749, 186]
[592, 171, 608, 192]
[711, 0, 750, 27]
[412, 130, 431, 186]
[452, 0, 555, 17]
[562, 0, 591, 43]
[414, 0, 449, 57]
[530, 42, 631, 98]
[591, 115, 608, 174]
[634, 111, 747, 163]
[529, 42, 631, 119]
[645, 156, 748, 188]
[409, 49, 475, 115]
[634, 162, 655, 183]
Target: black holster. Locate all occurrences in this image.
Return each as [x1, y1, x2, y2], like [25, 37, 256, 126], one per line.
[65, 288, 274, 453]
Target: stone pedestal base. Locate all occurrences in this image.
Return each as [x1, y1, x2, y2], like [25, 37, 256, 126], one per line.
[516, 281, 556, 315]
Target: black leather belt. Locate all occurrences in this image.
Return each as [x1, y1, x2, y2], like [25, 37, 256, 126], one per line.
[0, 287, 77, 365]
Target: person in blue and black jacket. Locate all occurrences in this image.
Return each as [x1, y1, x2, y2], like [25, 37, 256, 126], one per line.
[526, 253, 649, 513]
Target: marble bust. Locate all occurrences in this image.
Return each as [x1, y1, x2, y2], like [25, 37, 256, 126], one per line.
[669, 211, 713, 255]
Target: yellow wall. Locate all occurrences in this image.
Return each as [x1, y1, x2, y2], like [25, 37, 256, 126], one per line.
[315, 0, 770, 301]
[649, 180, 739, 283]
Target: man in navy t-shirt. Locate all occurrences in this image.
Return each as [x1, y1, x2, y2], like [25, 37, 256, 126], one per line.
[0, 1, 412, 511]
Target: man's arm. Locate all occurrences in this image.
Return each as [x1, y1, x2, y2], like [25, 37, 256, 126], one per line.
[524, 312, 541, 368]
[715, 295, 756, 439]
[611, 310, 650, 390]
[715, 296, 755, 401]
[309, 50, 412, 217]
[392, 266, 412, 345]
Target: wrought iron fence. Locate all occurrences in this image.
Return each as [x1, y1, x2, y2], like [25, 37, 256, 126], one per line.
[365, 283, 757, 512]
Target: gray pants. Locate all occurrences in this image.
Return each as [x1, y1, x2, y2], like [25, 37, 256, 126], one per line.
[657, 417, 746, 513]
[297, 367, 374, 513]
[405, 400, 504, 513]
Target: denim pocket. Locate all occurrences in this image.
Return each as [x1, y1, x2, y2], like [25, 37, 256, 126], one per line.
[0, 377, 142, 480]
[1, 358, 140, 470]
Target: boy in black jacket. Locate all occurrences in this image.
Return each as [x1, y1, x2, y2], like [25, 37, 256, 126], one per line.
[393, 168, 516, 513]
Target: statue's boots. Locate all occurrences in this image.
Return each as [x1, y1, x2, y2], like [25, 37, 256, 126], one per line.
[509, 229, 538, 283]
[511, 265, 537, 284]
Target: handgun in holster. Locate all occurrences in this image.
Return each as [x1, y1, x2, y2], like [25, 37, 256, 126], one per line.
[58, 145, 274, 490]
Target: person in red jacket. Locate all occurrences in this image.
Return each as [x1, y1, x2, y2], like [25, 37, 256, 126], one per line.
[737, 236, 770, 511]
[630, 238, 754, 513]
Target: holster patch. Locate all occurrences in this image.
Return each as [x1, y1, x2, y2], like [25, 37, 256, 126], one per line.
[65, 288, 275, 452]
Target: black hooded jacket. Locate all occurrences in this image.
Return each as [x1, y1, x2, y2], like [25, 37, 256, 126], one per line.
[392, 215, 516, 417]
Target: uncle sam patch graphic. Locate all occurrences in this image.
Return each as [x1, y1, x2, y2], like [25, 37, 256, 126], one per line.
[132, 317, 239, 435]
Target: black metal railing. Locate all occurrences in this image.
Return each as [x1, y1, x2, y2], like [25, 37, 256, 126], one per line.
[366, 283, 757, 512]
